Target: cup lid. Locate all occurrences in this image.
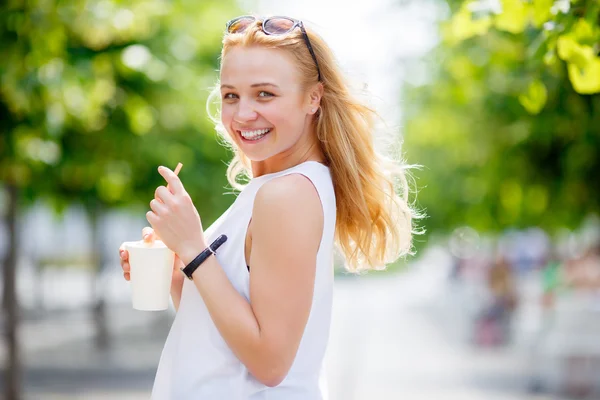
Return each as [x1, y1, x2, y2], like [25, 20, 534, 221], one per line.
[123, 240, 168, 249]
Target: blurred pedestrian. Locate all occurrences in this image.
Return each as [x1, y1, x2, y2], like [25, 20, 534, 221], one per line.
[475, 252, 517, 347]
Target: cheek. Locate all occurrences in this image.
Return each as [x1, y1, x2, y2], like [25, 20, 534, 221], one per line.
[262, 102, 303, 130]
[220, 107, 239, 142]
[278, 110, 305, 137]
[221, 106, 234, 125]
[221, 107, 237, 135]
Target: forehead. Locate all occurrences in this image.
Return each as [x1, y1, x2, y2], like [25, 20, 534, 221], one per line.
[220, 46, 301, 87]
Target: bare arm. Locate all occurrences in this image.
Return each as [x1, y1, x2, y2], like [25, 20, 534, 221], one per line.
[170, 257, 185, 311]
[178, 174, 323, 386]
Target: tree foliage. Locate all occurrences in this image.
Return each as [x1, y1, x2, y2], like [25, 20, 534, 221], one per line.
[1, 0, 241, 222]
[402, 0, 600, 234]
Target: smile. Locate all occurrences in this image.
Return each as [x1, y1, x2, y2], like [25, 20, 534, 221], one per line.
[238, 128, 272, 141]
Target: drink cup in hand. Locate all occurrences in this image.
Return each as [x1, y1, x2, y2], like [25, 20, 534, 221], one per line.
[119, 228, 177, 311]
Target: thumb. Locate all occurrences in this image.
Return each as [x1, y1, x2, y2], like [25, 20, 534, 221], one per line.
[142, 227, 161, 244]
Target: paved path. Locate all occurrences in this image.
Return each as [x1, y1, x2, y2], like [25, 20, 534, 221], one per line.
[1, 253, 570, 399]
[326, 267, 539, 400]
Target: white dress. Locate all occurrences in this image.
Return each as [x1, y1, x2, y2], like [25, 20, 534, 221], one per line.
[151, 161, 336, 400]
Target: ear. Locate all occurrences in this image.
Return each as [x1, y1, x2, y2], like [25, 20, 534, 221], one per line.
[306, 82, 324, 114]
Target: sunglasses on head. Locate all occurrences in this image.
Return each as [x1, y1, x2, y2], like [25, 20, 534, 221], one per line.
[225, 15, 322, 82]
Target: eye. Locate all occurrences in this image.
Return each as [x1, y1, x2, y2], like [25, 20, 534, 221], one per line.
[223, 93, 238, 100]
[258, 91, 274, 98]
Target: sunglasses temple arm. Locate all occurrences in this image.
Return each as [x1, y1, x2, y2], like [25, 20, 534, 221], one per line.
[300, 25, 322, 82]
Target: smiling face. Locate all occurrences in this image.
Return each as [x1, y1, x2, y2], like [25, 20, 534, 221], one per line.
[220, 46, 318, 166]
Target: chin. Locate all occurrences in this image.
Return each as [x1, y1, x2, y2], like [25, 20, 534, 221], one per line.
[241, 150, 274, 163]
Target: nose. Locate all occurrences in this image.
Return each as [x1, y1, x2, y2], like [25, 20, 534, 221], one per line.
[233, 99, 258, 123]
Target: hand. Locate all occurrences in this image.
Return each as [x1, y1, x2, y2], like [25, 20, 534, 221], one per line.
[118, 227, 184, 282]
[146, 166, 207, 260]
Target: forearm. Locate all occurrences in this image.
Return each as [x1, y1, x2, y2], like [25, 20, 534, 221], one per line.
[170, 274, 184, 311]
[180, 251, 279, 384]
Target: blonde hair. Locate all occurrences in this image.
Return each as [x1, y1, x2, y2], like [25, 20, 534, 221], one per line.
[207, 18, 421, 272]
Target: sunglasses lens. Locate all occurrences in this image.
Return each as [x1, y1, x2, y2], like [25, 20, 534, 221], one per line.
[228, 17, 254, 33]
[263, 18, 295, 34]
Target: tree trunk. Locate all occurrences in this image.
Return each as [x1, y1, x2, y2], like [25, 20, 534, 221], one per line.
[2, 184, 22, 400]
[88, 202, 109, 349]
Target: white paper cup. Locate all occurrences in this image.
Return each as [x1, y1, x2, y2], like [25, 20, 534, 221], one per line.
[123, 240, 175, 311]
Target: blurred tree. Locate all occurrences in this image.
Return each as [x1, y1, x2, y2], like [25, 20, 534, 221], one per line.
[1, 0, 240, 398]
[402, 0, 600, 236]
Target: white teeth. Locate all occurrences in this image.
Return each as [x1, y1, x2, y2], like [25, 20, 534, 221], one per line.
[240, 128, 271, 140]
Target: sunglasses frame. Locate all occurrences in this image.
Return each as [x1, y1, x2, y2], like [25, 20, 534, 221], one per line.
[226, 15, 322, 82]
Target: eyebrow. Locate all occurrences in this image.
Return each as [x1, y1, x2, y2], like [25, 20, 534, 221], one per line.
[220, 83, 280, 89]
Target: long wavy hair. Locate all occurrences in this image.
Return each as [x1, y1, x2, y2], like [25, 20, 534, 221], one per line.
[207, 17, 422, 272]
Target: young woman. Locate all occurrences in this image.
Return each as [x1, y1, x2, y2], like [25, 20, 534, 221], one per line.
[119, 15, 417, 399]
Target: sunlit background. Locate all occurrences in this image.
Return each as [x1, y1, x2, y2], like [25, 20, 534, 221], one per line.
[1, 0, 600, 399]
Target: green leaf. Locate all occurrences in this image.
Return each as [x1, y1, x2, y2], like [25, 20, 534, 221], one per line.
[557, 36, 595, 67]
[568, 57, 600, 94]
[442, 6, 492, 44]
[570, 18, 596, 42]
[495, 0, 531, 34]
[519, 80, 548, 114]
[532, 0, 553, 28]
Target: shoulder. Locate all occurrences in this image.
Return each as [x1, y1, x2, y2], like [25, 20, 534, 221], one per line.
[257, 173, 318, 200]
[253, 173, 323, 225]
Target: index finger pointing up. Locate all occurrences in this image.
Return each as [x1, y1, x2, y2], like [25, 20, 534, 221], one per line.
[158, 166, 184, 194]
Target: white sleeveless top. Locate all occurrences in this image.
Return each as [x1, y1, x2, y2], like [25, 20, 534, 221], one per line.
[152, 161, 336, 400]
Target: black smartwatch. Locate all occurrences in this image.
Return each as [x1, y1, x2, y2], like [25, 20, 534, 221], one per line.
[181, 234, 228, 280]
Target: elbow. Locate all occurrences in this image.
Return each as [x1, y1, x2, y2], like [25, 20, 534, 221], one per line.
[261, 374, 286, 388]
[250, 360, 290, 387]
[248, 338, 299, 387]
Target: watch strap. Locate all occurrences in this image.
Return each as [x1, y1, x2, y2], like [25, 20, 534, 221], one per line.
[181, 234, 228, 280]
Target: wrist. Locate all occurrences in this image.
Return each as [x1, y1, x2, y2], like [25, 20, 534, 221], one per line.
[190, 252, 218, 280]
[179, 241, 208, 267]
[179, 235, 228, 280]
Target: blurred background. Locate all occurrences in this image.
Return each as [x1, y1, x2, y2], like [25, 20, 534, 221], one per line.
[1, 0, 599, 399]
